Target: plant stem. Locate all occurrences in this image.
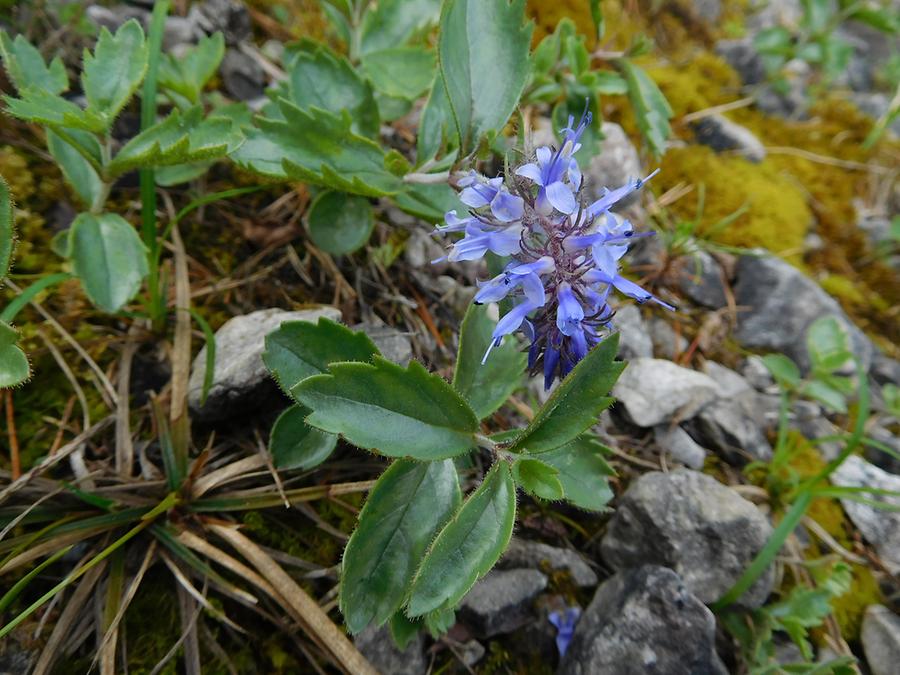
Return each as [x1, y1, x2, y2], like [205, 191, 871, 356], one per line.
[140, 0, 170, 332]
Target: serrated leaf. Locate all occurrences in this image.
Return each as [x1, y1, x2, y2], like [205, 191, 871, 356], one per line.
[0, 31, 67, 95]
[512, 458, 563, 500]
[262, 317, 379, 395]
[452, 303, 526, 420]
[617, 58, 672, 157]
[3, 87, 106, 132]
[158, 32, 224, 105]
[389, 611, 422, 650]
[108, 106, 242, 177]
[359, 0, 441, 55]
[438, 0, 533, 152]
[0, 320, 29, 388]
[69, 213, 148, 313]
[341, 459, 461, 633]
[0, 174, 14, 280]
[232, 102, 404, 197]
[307, 191, 375, 255]
[407, 462, 516, 615]
[284, 41, 379, 138]
[537, 435, 614, 511]
[509, 334, 624, 454]
[293, 357, 479, 460]
[393, 182, 465, 224]
[361, 47, 436, 100]
[154, 161, 215, 186]
[82, 19, 148, 130]
[269, 404, 338, 470]
[424, 607, 455, 637]
[47, 130, 103, 208]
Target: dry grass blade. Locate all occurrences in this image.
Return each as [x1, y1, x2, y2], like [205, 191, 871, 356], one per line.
[0, 485, 64, 543]
[192, 455, 268, 498]
[115, 330, 140, 477]
[148, 583, 205, 675]
[32, 555, 107, 675]
[160, 550, 246, 633]
[209, 523, 377, 675]
[0, 417, 113, 505]
[177, 529, 274, 600]
[0, 529, 108, 574]
[170, 224, 192, 453]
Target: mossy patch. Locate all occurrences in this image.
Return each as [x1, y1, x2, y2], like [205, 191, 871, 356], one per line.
[656, 146, 811, 258]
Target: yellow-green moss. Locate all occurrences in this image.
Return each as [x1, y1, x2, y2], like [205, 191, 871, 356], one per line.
[831, 564, 883, 642]
[656, 146, 811, 258]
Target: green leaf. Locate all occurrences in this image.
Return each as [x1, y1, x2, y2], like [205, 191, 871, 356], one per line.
[417, 74, 455, 162]
[424, 607, 456, 637]
[69, 213, 149, 313]
[284, 41, 379, 138]
[393, 182, 465, 224]
[806, 316, 852, 374]
[848, 7, 900, 33]
[154, 161, 215, 186]
[232, 102, 404, 197]
[0, 320, 29, 387]
[108, 106, 242, 177]
[307, 191, 375, 255]
[762, 353, 801, 389]
[262, 317, 379, 395]
[269, 404, 338, 470]
[361, 47, 436, 100]
[341, 458, 461, 633]
[594, 70, 628, 94]
[158, 32, 224, 104]
[359, 0, 442, 55]
[0, 31, 67, 95]
[452, 303, 526, 420]
[512, 458, 563, 500]
[617, 58, 672, 157]
[389, 611, 422, 650]
[537, 435, 614, 511]
[407, 461, 516, 615]
[3, 87, 106, 133]
[82, 19, 149, 130]
[437, 0, 533, 152]
[509, 334, 623, 454]
[590, 0, 605, 39]
[801, 380, 847, 414]
[293, 357, 479, 460]
[0, 174, 14, 280]
[47, 130, 104, 208]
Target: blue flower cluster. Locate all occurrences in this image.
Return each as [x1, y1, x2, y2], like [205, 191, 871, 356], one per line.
[436, 111, 674, 389]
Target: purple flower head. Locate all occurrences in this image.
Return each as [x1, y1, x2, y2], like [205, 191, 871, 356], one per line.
[434, 115, 674, 388]
[549, 606, 582, 657]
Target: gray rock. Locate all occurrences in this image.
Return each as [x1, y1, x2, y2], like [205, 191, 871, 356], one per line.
[862, 604, 900, 675]
[741, 355, 774, 391]
[459, 568, 548, 638]
[755, 59, 810, 120]
[355, 625, 427, 675]
[86, 5, 147, 32]
[654, 424, 707, 469]
[405, 227, 447, 271]
[613, 305, 653, 360]
[354, 322, 413, 366]
[455, 640, 485, 667]
[585, 123, 643, 207]
[872, 353, 900, 387]
[693, 114, 766, 162]
[558, 566, 727, 675]
[832, 456, 900, 574]
[672, 251, 729, 309]
[648, 318, 688, 360]
[188, 0, 252, 44]
[613, 359, 719, 427]
[865, 426, 900, 474]
[601, 469, 775, 607]
[689, 364, 773, 463]
[690, 0, 722, 22]
[163, 16, 197, 51]
[745, 0, 803, 34]
[220, 48, 265, 101]
[0, 644, 33, 675]
[188, 306, 341, 419]
[733, 254, 873, 373]
[500, 538, 598, 587]
[715, 39, 766, 86]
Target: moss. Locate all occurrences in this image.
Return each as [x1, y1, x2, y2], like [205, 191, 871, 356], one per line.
[831, 564, 882, 642]
[656, 146, 812, 259]
[527, 0, 596, 46]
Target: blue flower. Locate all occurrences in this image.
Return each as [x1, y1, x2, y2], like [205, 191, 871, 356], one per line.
[441, 222, 524, 263]
[459, 172, 524, 222]
[474, 257, 554, 304]
[549, 606, 582, 657]
[482, 299, 540, 364]
[587, 169, 660, 218]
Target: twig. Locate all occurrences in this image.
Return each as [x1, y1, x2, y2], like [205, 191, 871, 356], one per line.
[681, 97, 755, 124]
[764, 145, 891, 174]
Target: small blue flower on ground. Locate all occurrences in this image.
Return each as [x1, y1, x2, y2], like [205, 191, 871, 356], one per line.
[549, 606, 582, 657]
[435, 109, 675, 388]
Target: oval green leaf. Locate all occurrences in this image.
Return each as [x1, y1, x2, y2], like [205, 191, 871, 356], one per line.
[512, 458, 563, 501]
[537, 435, 614, 511]
[293, 357, 479, 460]
[307, 191, 375, 256]
[407, 462, 516, 616]
[341, 458, 460, 633]
[269, 404, 338, 471]
[0, 320, 29, 387]
[69, 213, 149, 313]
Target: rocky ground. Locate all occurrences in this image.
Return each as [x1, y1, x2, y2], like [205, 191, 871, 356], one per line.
[0, 0, 899, 674]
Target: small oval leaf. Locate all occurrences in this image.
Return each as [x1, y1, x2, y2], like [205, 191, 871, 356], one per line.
[512, 458, 563, 501]
[269, 404, 338, 471]
[307, 191, 375, 255]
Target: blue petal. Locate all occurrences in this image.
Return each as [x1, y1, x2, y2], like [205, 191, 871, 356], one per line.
[520, 272, 546, 307]
[545, 181, 578, 214]
[490, 190, 524, 222]
[515, 162, 544, 185]
[543, 346, 560, 390]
